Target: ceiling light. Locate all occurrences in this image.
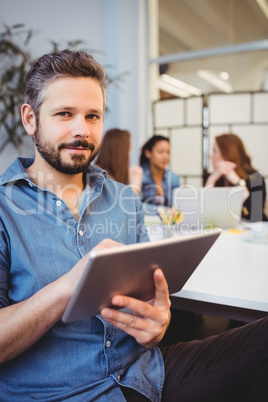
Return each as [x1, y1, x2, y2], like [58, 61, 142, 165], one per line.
[219, 71, 229, 81]
[256, 0, 268, 20]
[197, 70, 233, 93]
[158, 79, 191, 98]
[160, 74, 202, 96]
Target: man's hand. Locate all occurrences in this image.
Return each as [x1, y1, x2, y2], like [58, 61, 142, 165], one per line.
[101, 268, 171, 348]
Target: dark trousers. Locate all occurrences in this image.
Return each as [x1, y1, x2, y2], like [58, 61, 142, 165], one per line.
[121, 316, 268, 401]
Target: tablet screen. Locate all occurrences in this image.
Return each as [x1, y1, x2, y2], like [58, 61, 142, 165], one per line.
[62, 228, 221, 322]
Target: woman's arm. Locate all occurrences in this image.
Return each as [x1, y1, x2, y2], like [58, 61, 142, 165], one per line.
[205, 161, 249, 199]
[129, 165, 143, 195]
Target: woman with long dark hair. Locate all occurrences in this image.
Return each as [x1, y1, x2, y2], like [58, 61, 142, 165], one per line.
[95, 128, 142, 194]
[139, 135, 180, 207]
[205, 133, 267, 221]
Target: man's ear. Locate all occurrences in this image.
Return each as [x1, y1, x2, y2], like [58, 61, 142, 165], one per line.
[21, 104, 36, 136]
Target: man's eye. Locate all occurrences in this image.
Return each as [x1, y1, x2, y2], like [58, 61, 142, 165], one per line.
[87, 114, 99, 120]
[57, 112, 70, 117]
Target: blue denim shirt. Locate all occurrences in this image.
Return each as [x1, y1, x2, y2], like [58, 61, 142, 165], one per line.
[140, 163, 180, 207]
[0, 158, 165, 401]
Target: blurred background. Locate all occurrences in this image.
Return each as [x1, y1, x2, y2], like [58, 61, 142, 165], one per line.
[157, 0, 268, 96]
[0, 0, 267, 191]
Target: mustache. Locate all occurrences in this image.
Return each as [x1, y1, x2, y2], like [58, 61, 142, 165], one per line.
[59, 140, 95, 151]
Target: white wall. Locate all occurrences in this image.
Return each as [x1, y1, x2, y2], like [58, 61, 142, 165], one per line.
[0, 0, 149, 172]
[153, 92, 268, 191]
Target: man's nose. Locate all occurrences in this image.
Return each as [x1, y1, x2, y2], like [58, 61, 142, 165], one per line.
[71, 116, 89, 138]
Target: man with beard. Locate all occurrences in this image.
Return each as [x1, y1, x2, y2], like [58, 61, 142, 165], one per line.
[0, 50, 267, 401]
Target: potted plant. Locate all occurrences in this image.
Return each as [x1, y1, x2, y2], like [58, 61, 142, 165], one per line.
[0, 23, 126, 154]
[0, 23, 33, 153]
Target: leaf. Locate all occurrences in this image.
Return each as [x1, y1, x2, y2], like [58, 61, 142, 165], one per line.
[0, 22, 127, 150]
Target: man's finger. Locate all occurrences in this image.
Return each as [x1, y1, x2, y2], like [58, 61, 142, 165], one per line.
[152, 269, 171, 309]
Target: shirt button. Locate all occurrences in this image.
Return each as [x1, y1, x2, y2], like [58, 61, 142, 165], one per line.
[106, 340, 111, 348]
[78, 230, 84, 236]
[117, 375, 121, 382]
[56, 200, 62, 206]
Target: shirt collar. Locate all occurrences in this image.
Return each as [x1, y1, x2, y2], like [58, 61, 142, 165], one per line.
[0, 157, 107, 186]
[142, 162, 168, 181]
[0, 158, 33, 185]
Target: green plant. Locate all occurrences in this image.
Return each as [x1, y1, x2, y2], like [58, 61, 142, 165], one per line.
[0, 23, 33, 152]
[0, 23, 128, 153]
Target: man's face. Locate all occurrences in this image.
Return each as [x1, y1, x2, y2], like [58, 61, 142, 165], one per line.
[33, 77, 104, 174]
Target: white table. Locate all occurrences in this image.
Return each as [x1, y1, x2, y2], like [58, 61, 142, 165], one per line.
[146, 216, 268, 322]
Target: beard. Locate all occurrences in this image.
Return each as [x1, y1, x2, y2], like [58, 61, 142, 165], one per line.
[33, 129, 101, 175]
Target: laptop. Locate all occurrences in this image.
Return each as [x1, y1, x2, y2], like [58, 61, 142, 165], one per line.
[62, 228, 221, 322]
[173, 186, 245, 230]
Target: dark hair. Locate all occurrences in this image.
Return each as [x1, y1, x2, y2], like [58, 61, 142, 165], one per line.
[23, 49, 110, 123]
[95, 128, 131, 184]
[139, 135, 170, 166]
[215, 133, 256, 179]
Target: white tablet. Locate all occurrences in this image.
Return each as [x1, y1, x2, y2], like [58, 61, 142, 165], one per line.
[62, 228, 221, 322]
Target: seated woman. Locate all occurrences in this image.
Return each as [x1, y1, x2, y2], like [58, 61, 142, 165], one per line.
[94, 128, 142, 195]
[139, 135, 180, 207]
[205, 133, 267, 222]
